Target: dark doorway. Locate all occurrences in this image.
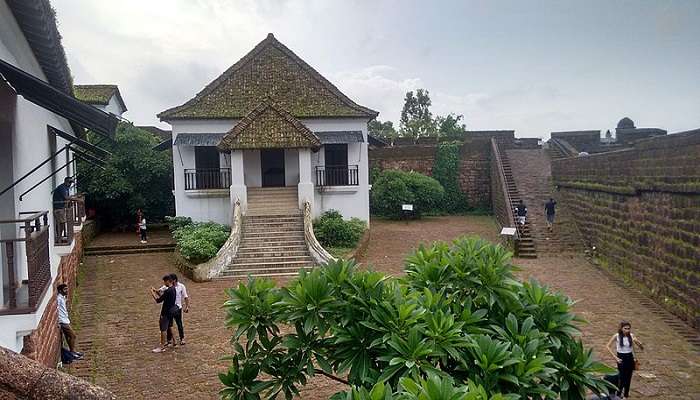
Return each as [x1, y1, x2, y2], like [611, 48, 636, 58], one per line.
[324, 144, 348, 185]
[194, 146, 221, 189]
[261, 149, 285, 187]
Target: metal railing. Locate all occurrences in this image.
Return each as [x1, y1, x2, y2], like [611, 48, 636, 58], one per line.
[490, 139, 518, 238]
[0, 211, 51, 314]
[184, 168, 231, 190]
[315, 165, 359, 187]
[54, 203, 75, 246]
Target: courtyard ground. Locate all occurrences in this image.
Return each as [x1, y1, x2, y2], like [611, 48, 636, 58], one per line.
[68, 216, 699, 399]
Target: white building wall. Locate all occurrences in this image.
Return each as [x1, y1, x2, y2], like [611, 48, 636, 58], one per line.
[0, 1, 80, 353]
[166, 117, 371, 225]
[94, 94, 125, 117]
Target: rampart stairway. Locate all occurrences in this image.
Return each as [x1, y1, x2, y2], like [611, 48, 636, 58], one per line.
[218, 187, 315, 278]
[505, 148, 582, 255]
[497, 149, 537, 258]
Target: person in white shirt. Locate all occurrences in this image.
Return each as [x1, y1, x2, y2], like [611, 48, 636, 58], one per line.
[57, 284, 83, 359]
[159, 273, 189, 345]
[606, 321, 644, 399]
[139, 215, 147, 243]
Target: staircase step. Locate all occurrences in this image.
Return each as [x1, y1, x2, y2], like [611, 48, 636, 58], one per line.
[228, 260, 312, 269]
[233, 255, 313, 264]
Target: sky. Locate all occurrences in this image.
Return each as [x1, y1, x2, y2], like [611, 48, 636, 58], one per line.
[51, 0, 700, 138]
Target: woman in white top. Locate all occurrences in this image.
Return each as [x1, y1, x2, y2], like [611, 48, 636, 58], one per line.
[606, 321, 644, 398]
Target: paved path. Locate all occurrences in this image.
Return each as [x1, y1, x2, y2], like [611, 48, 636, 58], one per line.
[69, 220, 699, 399]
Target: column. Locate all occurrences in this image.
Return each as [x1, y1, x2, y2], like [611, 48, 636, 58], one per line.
[298, 148, 314, 211]
[229, 150, 247, 214]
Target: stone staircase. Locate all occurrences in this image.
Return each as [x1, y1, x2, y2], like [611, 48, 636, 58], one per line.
[219, 187, 315, 278]
[498, 148, 537, 258]
[505, 148, 582, 255]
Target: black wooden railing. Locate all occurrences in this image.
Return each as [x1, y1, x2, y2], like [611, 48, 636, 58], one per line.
[0, 211, 51, 314]
[316, 165, 359, 187]
[184, 168, 231, 190]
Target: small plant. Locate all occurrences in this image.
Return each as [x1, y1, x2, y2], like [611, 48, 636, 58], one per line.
[172, 221, 229, 264]
[314, 210, 366, 248]
[371, 170, 445, 218]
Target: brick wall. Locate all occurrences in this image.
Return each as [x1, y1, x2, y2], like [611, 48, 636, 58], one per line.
[369, 138, 495, 209]
[552, 129, 700, 328]
[20, 228, 89, 367]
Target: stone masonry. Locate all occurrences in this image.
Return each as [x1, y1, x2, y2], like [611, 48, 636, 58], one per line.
[552, 129, 700, 328]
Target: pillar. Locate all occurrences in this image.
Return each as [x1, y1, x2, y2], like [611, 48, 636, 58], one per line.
[298, 148, 314, 211]
[229, 150, 247, 215]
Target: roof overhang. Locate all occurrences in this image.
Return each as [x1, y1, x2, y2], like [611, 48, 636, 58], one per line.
[173, 133, 226, 146]
[49, 126, 111, 158]
[0, 59, 118, 138]
[316, 131, 364, 144]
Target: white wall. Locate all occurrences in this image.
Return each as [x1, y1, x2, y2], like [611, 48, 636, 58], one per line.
[0, 1, 80, 353]
[94, 94, 125, 117]
[165, 117, 371, 224]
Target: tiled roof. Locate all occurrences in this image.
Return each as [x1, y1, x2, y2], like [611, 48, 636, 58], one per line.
[74, 84, 127, 111]
[136, 125, 171, 141]
[159, 33, 378, 120]
[218, 99, 321, 151]
[173, 133, 225, 146]
[316, 131, 364, 144]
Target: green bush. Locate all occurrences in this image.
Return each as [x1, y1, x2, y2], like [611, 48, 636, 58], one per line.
[371, 170, 444, 218]
[165, 216, 193, 232]
[314, 210, 366, 248]
[173, 221, 230, 264]
[220, 237, 615, 399]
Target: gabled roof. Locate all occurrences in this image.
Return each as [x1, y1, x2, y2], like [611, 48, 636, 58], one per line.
[159, 33, 378, 121]
[218, 100, 321, 151]
[136, 125, 171, 141]
[74, 84, 127, 111]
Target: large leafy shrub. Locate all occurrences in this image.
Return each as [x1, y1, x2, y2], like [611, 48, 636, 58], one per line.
[220, 237, 614, 399]
[77, 123, 174, 228]
[432, 141, 468, 213]
[371, 170, 445, 218]
[172, 221, 229, 264]
[314, 210, 366, 248]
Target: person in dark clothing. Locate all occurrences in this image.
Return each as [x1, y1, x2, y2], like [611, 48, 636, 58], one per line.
[515, 200, 528, 225]
[150, 275, 176, 353]
[52, 177, 74, 240]
[606, 321, 644, 398]
[544, 198, 557, 230]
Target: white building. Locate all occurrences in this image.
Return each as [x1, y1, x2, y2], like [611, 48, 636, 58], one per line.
[158, 33, 378, 224]
[0, 0, 116, 362]
[74, 84, 128, 117]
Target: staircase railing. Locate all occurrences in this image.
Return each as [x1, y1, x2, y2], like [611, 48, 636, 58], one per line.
[549, 138, 578, 157]
[490, 139, 518, 240]
[189, 200, 243, 281]
[303, 201, 336, 265]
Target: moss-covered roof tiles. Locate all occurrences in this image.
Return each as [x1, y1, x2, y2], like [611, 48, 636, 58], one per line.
[218, 100, 321, 151]
[159, 33, 378, 120]
[74, 84, 127, 111]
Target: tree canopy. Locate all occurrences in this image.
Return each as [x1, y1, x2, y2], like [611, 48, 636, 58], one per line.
[400, 89, 436, 142]
[436, 113, 468, 139]
[220, 237, 613, 399]
[368, 120, 399, 145]
[78, 122, 174, 227]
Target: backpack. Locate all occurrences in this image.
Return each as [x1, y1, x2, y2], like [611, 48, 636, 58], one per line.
[61, 347, 78, 364]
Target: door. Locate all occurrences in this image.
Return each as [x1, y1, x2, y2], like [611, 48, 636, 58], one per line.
[261, 149, 285, 187]
[194, 146, 221, 189]
[324, 144, 348, 185]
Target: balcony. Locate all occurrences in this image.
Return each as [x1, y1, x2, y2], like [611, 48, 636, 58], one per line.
[315, 165, 359, 187]
[0, 211, 51, 315]
[184, 168, 231, 190]
[54, 195, 86, 246]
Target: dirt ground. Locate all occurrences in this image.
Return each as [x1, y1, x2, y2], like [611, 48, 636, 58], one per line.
[68, 217, 699, 399]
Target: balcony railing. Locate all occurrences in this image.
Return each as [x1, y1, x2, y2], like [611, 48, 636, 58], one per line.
[316, 165, 359, 187]
[184, 168, 231, 190]
[0, 211, 51, 315]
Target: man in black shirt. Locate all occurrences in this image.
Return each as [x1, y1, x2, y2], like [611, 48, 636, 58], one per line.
[515, 200, 528, 225]
[52, 177, 73, 241]
[150, 274, 176, 353]
[544, 198, 557, 230]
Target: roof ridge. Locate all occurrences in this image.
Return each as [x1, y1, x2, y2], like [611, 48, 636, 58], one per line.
[158, 34, 377, 120]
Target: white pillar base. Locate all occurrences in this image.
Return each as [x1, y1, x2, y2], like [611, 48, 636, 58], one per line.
[230, 184, 247, 216]
[298, 182, 314, 211]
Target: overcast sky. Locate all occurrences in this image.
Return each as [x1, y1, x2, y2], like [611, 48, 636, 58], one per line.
[52, 0, 699, 138]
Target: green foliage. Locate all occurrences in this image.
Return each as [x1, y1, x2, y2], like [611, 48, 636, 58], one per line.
[165, 216, 193, 232]
[371, 170, 445, 219]
[432, 142, 468, 213]
[436, 113, 468, 139]
[77, 123, 174, 227]
[369, 120, 399, 145]
[314, 210, 367, 248]
[220, 237, 615, 399]
[400, 89, 436, 142]
[172, 221, 229, 264]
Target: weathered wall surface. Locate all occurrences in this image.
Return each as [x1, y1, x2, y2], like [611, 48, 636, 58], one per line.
[552, 130, 700, 328]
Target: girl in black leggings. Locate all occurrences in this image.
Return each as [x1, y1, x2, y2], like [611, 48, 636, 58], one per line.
[606, 321, 644, 398]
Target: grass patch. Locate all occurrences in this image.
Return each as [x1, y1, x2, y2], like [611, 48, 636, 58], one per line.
[328, 246, 355, 259]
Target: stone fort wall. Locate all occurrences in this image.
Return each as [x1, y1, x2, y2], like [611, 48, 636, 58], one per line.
[551, 130, 700, 328]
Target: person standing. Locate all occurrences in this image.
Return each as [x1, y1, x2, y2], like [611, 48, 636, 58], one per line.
[150, 275, 176, 353]
[544, 198, 557, 230]
[606, 321, 644, 398]
[56, 284, 83, 359]
[161, 273, 189, 346]
[52, 177, 74, 241]
[515, 200, 528, 225]
[139, 214, 148, 244]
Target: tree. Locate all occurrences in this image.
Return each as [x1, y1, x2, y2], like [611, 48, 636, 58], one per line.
[78, 123, 174, 228]
[436, 113, 468, 139]
[368, 119, 398, 145]
[220, 237, 614, 399]
[400, 89, 436, 142]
